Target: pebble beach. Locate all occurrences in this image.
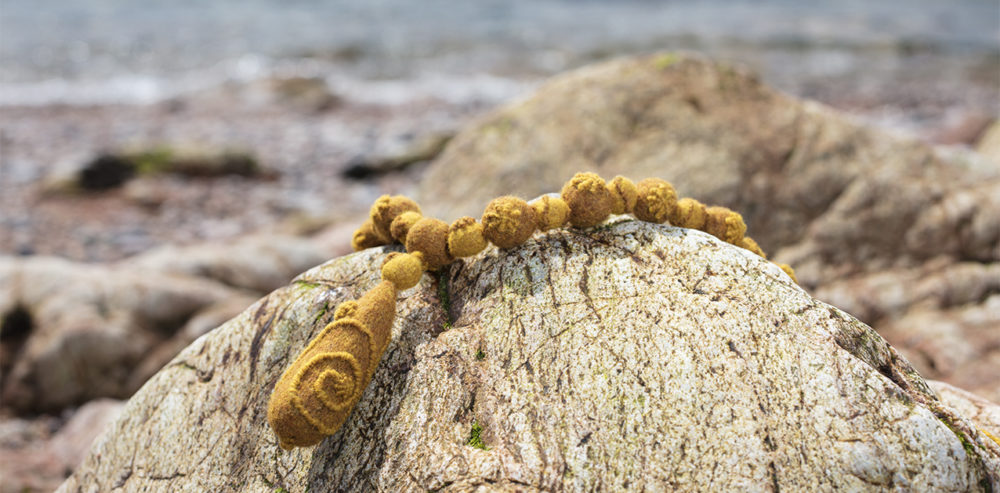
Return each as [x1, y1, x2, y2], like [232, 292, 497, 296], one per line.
[2, 0, 998, 262]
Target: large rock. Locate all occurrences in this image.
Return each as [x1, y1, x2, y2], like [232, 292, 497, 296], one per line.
[0, 256, 240, 413]
[123, 234, 337, 293]
[60, 220, 998, 491]
[0, 233, 339, 415]
[416, 53, 1000, 402]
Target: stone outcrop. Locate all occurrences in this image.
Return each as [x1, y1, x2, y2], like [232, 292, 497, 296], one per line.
[123, 234, 337, 293]
[0, 233, 339, 414]
[416, 53, 1000, 401]
[930, 380, 1000, 442]
[60, 220, 998, 491]
[0, 256, 239, 413]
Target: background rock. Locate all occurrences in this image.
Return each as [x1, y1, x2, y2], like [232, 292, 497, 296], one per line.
[60, 220, 998, 491]
[40, 147, 266, 195]
[976, 121, 1000, 164]
[0, 399, 122, 493]
[342, 132, 453, 179]
[930, 381, 1000, 442]
[1, 232, 340, 415]
[416, 53, 1000, 401]
[260, 76, 342, 113]
[48, 399, 125, 473]
[123, 234, 338, 293]
[126, 294, 260, 391]
[0, 256, 240, 414]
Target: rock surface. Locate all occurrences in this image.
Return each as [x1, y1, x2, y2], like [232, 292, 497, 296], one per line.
[417, 53, 1000, 401]
[60, 220, 998, 491]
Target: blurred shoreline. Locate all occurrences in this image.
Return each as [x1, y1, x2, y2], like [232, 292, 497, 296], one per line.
[1, 0, 998, 262]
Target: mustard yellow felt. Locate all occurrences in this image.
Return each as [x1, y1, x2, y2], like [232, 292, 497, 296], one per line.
[633, 178, 677, 224]
[381, 252, 424, 290]
[607, 176, 638, 215]
[447, 216, 488, 258]
[739, 237, 767, 258]
[482, 196, 538, 249]
[532, 196, 571, 231]
[334, 301, 358, 320]
[669, 197, 707, 230]
[704, 206, 747, 245]
[272, 172, 801, 451]
[267, 280, 396, 449]
[390, 211, 423, 243]
[405, 217, 453, 270]
[561, 172, 613, 228]
[779, 264, 798, 283]
[370, 195, 421, 241]
[351, 219, 391, 251]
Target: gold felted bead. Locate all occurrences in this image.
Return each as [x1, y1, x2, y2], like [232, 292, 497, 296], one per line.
[481, 196, 538, 249]
[779, 263, 798, 283]
[607, 176, 638, 215]
[560, 172, 613, 228]
[370, 195, 421, 241]
[390, 211, 423, 243]
[704, 206, 747, 245]
[532, 195, 571, 231]
[668, 198, 707, 230]
[633, 178, 677, 224]
[404, 217, 453, 270]
[351, 219, 391, 251]
[381, 252, 424, 290]
[739, 237, 767, 258]
[447, 216, 488, 258]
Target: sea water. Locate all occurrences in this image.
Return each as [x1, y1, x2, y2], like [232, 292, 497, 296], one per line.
[0, 0, 997, 108]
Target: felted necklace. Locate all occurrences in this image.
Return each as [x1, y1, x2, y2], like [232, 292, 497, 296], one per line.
[267, 172, 795, 450]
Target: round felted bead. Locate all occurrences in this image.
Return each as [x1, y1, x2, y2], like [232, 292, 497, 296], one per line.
[669, 197, 707, 230]
[447, 216, 488, 257]
[560, 172, 613, 228]
[370, 195, 421, 241]
[633, 178, 677, 224]
[333, 300, 358, 320]
[704, 206, 747, 244]
[351, 219, 391, 251]
[381, 252, 424, 290]
[481, 196, 538, 249]
[390, 211, 423, 243]
[739, 237, 767, 258]
[532, 195, 571, 231]
[404, 217, 453, 270]
[607, 176, 638, 215]
[779, 263, 797, 283]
